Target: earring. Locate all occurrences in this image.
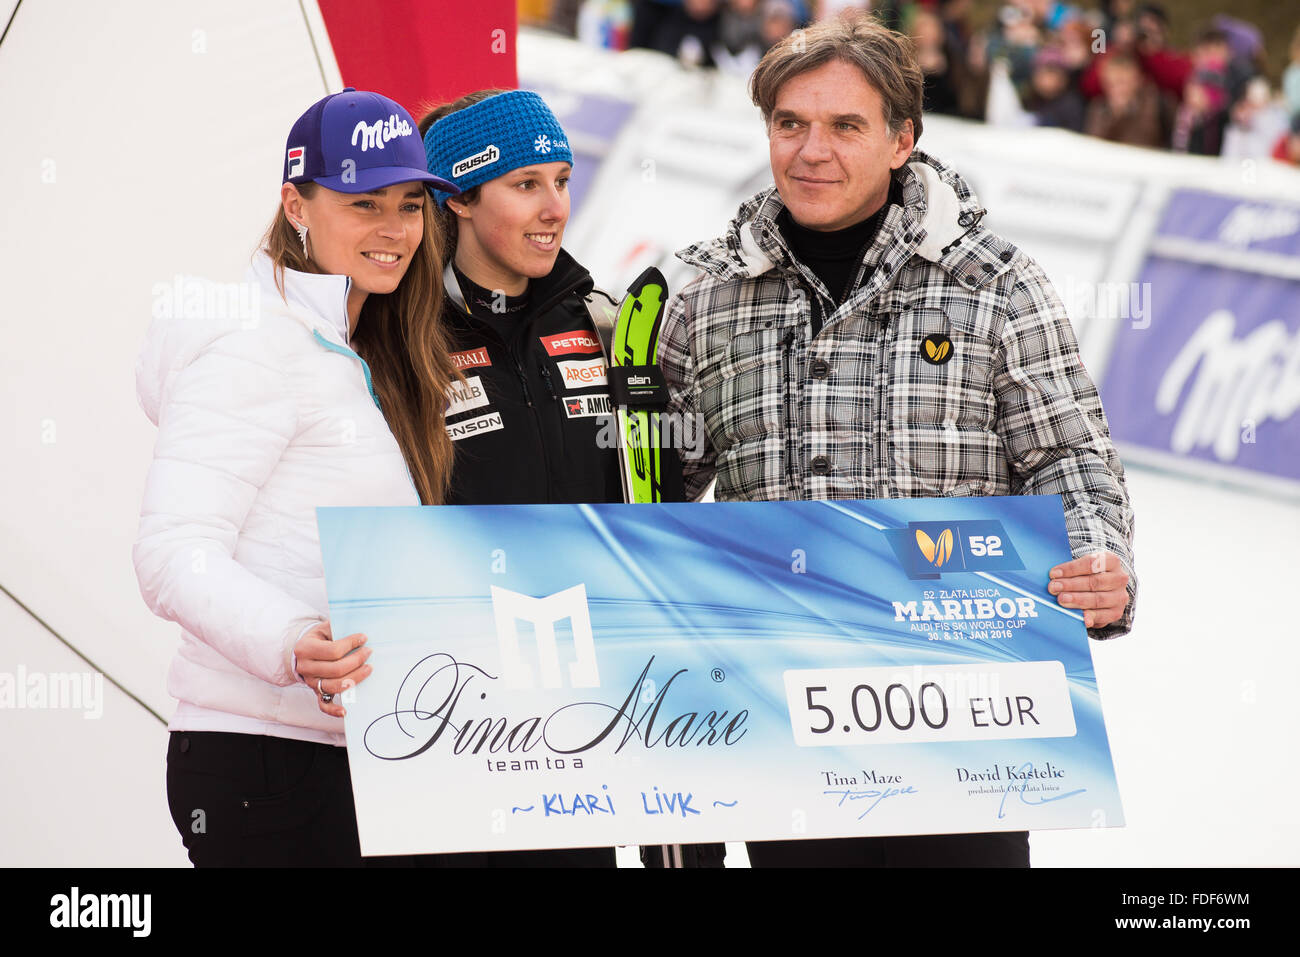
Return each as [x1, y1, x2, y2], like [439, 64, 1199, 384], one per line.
[293, 219, 309, 257]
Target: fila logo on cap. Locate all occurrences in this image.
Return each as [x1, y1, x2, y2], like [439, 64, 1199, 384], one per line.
[286, 147, 306, 179]
[452, 144, 500, 178]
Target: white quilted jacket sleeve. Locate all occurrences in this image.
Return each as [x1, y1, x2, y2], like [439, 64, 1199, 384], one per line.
[133, 323, 323, 687]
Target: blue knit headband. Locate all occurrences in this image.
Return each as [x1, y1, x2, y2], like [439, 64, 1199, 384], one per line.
[423, 90, 573, 206]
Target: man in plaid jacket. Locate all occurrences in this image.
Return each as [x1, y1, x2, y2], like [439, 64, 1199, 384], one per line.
[658, 14, 1136, 867]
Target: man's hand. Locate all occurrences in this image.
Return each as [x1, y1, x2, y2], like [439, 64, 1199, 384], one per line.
[1048, 551, 1130, 630]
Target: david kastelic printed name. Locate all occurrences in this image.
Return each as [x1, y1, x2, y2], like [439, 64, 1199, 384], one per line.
[362, 654, 748, 765]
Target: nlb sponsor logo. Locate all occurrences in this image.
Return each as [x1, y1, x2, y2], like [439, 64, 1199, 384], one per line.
[451, 144, 499, 178]
[541, 330, 601, 357]
[884, 520, 1024, 580]
[564, 394, 614, 418]
[558, 357, 607, 388]
[490, 584, 599, 689]
[445, 375, 489, 417]
[450, 347, 492, 371]
[446, 411, 503, 441]
[351, 114, 414, 152]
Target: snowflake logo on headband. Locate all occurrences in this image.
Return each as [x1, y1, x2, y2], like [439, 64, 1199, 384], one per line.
[534, 134, 552, 154]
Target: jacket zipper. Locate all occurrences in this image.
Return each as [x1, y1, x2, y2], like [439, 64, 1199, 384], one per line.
[874, 317, 892, 496]
[781, 328, 799, 499]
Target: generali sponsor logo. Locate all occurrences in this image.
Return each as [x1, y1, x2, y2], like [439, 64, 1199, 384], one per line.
[557, 356, 607, 389]
[450, 347, 492, 371]
[541, 330, 601, 357]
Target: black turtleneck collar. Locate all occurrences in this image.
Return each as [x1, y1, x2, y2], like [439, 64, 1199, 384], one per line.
[448, 248, 594, 340]
[454, 266, 531, 321]
[776, 175, 905, 308]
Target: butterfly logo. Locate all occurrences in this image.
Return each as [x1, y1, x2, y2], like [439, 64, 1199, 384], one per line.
[921, 333, 953, 365]
[915, 527, 954, 568]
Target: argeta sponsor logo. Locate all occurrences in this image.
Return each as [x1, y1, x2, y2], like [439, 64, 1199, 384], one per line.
[557, 357, 607, 388]
[49, 887, 151, 937]
[451, 144, 500, 178]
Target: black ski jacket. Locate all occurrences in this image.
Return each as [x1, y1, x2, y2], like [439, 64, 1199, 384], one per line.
[442, 249, 624, 505]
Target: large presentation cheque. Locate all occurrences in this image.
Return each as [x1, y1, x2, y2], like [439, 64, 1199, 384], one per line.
[318, 495, 1123, 856]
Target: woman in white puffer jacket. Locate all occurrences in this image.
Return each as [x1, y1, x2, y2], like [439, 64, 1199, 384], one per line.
[133, 89, 461, 866]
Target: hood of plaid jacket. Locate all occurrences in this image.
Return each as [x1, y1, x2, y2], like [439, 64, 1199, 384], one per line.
[678, 148, 994, 286]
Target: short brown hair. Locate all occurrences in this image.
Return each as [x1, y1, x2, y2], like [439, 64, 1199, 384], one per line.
[749, 13, 924, 143]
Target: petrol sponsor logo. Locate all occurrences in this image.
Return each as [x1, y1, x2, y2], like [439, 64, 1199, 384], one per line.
[541, 330, 602, 356]
[446, 411, 504, 441]
[884, 520, 1024, 580]
[445, 375, 489, 417]
[450, 347, 492, 371]
[557, 357, 608, 388]
[564, 394, 614, 418]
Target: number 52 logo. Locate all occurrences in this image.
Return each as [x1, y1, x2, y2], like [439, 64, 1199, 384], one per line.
[885, 520, 1024, 580]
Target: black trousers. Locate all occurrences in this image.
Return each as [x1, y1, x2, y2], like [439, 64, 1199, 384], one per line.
[745, 831, 1030, 868]
[166, 731, 615, 868]
[166, 730, 363, 867]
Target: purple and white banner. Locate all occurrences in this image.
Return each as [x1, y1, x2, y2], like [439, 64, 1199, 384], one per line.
[1100, 189, 1300, 492]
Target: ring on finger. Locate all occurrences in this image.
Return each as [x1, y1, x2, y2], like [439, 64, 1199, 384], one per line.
[317, 677, 334, 704]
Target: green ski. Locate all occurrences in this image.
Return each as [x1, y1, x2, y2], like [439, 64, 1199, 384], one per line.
[609, 267, 671, 504]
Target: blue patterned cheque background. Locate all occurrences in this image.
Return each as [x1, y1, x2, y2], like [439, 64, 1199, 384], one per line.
[318, 495, 1123, 855]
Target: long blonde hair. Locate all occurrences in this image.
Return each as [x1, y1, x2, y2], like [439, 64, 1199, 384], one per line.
[261, 184, 461, 505]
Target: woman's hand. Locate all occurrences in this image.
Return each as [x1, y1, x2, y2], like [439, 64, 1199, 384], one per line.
[294, 621, 372, 718]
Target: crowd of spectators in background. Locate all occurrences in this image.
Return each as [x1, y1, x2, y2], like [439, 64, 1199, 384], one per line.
[522, 0, 1300, 166]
